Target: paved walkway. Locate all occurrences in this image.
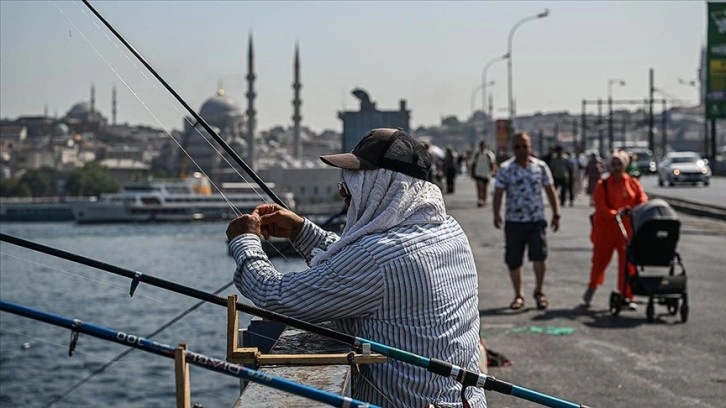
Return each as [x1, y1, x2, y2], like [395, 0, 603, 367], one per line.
[442, 174, 726, 408]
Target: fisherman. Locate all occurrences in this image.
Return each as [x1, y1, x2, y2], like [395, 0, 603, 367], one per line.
[226, 128, 486, 408]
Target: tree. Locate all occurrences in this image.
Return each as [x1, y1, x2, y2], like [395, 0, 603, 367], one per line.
[64, 162, 120, 197]
[18, 168, 53, 197]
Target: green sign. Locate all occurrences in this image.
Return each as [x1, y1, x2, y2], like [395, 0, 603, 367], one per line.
[707, 2, 726, 119]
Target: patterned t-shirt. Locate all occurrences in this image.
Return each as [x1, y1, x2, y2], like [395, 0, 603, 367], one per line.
[494, 156, 554, 222]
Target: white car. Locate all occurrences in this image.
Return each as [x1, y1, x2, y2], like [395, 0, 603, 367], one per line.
[657, 151, 711, 187]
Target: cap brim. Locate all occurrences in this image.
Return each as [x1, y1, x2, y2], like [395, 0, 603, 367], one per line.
[320, 153, 377, 170]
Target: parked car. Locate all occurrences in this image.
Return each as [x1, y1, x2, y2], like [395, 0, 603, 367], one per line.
[628, 147, 657, 175]
[657, 151, 711, 187]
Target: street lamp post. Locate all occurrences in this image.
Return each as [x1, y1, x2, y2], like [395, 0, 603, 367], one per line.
[608, 79, 626, 152]
[470, 81, 495, 146]
[482, 54, 509, 145]
[507, 8, 550, 140]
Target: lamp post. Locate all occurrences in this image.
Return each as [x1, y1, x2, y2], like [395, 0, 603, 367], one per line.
[470, 81, 495, 146]
[482, 54, 509, 145]
[608, 79, 626, 152]
[507, 8, 550, 139]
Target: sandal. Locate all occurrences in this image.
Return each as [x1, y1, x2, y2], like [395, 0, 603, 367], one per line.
[509, 296, 525, 310]
[533, 292, 549, 310]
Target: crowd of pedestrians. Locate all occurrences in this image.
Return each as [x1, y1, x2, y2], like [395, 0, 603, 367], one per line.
[388, 136, 644, 313]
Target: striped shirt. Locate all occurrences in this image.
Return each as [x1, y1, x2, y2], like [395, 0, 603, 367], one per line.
[230, 217, 486, 408]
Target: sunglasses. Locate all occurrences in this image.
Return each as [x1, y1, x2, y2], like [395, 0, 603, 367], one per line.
[337, 181, 350, 198]
[610, 161, 623, 166]
[513, 144, 529, 150]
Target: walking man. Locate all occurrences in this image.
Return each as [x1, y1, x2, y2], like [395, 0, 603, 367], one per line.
[493, 132, 560, 310]
[471, 141, 496, 207]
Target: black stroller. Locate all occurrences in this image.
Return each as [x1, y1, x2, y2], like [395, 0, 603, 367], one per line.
[609, 199, 689, 323]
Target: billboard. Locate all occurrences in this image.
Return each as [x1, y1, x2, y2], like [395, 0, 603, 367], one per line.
[495, 119, 510, 153]
[707, 2, 726, 119]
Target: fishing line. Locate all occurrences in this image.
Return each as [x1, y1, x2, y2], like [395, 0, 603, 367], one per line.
[58, 0, 295, 261]
[71, 0, 264, 202]
[44, 280, 235, 407]
[51, 1, 243, 218]
[0, 251, 163, 303]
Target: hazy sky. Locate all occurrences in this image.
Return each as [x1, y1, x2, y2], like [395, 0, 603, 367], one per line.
[0, 1, 705, 133]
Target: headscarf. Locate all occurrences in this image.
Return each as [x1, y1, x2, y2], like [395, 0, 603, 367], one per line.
[611, 151, 630, 167]
[309, 168, 446, 266]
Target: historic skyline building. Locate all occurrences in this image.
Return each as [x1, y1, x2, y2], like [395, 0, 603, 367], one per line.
[292, 42, 303, 160]
[337, 89, 410, 153]
[246, 33, 257, 172]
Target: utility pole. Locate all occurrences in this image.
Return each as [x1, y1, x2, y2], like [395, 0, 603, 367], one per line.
[608, 96, 613, 154]
[661, 99, 667, 155]
[597, 98, 603, 158]
[581, 99, 587, 151]
[648, 68, 655, 153]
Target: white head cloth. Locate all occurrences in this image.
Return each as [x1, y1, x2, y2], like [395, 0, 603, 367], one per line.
[309, 168, 446, 266]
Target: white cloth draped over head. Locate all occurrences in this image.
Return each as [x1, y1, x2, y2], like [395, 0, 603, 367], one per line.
[309, 168, 447, 266]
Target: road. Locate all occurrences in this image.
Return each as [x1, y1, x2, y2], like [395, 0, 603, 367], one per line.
[639, 174, 726, 209]
[444, 176, 726, 408]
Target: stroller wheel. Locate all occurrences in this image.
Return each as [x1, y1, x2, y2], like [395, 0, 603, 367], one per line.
[680, 294, 689, 323]
[646, 299, 655, 323]
[667, 299, 679, 315]
[609, 292, 622, 316]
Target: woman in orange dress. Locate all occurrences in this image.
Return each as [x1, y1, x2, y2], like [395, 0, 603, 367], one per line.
[583, 151, 648, 307]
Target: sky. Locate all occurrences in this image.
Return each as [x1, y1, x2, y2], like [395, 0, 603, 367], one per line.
[0, 1, 706, 133]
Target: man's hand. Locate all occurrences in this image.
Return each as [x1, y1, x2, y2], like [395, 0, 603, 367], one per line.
[255, 204, 305, 240]
[493, 213, 503, 229]
[550, 215, 560, 232]
[226, 213, 261, 241]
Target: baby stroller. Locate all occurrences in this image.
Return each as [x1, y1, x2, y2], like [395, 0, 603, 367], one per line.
[609, 199, 689, 323]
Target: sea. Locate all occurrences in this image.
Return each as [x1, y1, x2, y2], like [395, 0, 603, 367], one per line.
[0, 221, 307, 408]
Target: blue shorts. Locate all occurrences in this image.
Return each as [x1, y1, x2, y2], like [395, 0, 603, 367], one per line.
[504, 220, 548, 270]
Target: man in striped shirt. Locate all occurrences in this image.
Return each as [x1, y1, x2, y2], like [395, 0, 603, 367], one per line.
[227, 129, 486, 407]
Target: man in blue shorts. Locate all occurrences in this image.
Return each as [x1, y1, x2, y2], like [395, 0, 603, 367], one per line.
[492, 132, 560, 310]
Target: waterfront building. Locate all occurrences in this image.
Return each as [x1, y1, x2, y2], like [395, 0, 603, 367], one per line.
[337, 88, 410, 152]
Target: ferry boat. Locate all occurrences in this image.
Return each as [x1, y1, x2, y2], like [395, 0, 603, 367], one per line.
[0, 198, 75, 222]
[69, 173, 294, 224]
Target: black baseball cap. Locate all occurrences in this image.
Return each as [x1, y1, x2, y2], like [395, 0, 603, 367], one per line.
[320, 128, 431, 181]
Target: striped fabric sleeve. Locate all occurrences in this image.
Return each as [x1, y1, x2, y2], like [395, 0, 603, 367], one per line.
[291, 218, 340, 264]
[229, 233, 384, 323]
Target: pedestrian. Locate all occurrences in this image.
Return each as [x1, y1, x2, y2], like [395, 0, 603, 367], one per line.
[583, 151, 648, 308]
[471, 141, 496, 207]
[443, 145, 458, 194]
[548, 145, 570, 207]
[493, 132, 561, 310]
[226, 128, 486, 408]
[584, 152, 604, 207]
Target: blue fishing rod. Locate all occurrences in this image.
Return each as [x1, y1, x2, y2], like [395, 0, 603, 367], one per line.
[0, 300, 377, 408]
[1, 233, 587, 408]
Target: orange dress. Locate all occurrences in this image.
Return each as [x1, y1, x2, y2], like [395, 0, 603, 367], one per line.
[589, 174, 648, 298]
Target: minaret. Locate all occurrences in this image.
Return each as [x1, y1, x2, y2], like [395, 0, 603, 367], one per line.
[112, 84, 117, 125]
[292, 42, 303, 160]
[90, 83, 96, 114]
[44, 104, 48, 118]
[246, 32, 256, 171]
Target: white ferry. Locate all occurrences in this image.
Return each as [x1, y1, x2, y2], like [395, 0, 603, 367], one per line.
[69, 173, 294, 224]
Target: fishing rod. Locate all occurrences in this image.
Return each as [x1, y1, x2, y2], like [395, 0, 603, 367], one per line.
[0, 300, 377, 408]
[1, 233, 588, 408]
[79, 0, 287, 210]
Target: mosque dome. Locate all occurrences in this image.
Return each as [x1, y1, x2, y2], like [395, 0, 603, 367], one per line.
[53, 123, 70, 137]
[199, 88, 242, 122]
[65, 101, 92, 121]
